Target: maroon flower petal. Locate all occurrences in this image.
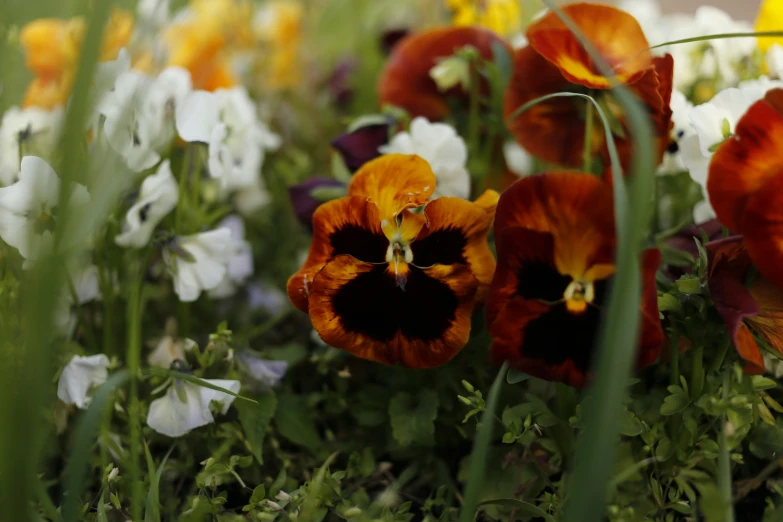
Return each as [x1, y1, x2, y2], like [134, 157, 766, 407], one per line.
[331, 123, 390, 172]
[289, 177, 346, 229]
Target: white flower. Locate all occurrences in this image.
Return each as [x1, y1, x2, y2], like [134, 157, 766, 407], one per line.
[138, 0, 170, 28]
[635, 5, 756, 92]
[115, 160, 179, 248]
[658, 90, 694, 174]
[209, 215, 253, 298]
[379, 117, 470, 199]
[764, 355, 783, 379]
[55, 263, 102, 336]
[57, 354, 110, 409]
[164, 228, 233, 302]
[87, 48, 132, 134]
[767, 44, 783, 80]
[100, 68, 192, 172]
[100, 71, 162, 171]
[148, 336, 197, 368]
[234, 180, 271, 216]
[146, 378, 240, 437]
[0, 106, 64, 186]
[236, 351, 288, 388]
[0, 156, 89, 261]
[176, 87, 280, 194]
[503, 141, 531, 177]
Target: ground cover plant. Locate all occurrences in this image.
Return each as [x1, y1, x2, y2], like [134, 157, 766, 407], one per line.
[1, 0, 783, 520]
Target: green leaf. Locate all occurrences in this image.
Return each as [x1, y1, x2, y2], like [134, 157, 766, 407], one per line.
[250, 485, 266, 504]
[751, 375, 778, 391]
[459, 364, 508, 522]
[237, 392, 278, 464]
[660, 387, 691, 416]
[506, 369, 530, 384]
[388, 390, 439, 447]
[620, 408, 643, 436]
[479, 499, 555, 522]
[275, 392, 321, 452]
[656, 438, 673, 462]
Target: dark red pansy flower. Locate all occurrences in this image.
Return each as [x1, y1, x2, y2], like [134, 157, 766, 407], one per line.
[378, 26, 511, 120]
[485, 172, 663, 387]
[706, 236, 783, 374]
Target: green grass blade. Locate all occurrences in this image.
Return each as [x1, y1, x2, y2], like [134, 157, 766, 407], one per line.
[647, 31, 783, 51]
[145, 368, 259, 404]
[459, 363, 508, 522]
[63, 370, 130, 522]
[538, 3, 656, 522]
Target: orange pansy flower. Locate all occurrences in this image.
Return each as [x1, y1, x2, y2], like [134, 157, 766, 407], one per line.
[485, 172, 663, 387]
[378, 27, 511, 120]
[706, 236, 783, 374]
[503, 3, 673, 169]
[287, 154, 498, 368]
[708, 88, 783, 290]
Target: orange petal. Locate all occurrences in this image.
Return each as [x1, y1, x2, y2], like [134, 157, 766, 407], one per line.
[742, 174, 783, 290]
[378, 26, 512, 120]
[412, 196, 497, 301]
[287, 196, 387, 312]
[504, 46, 592, 168]
[20, 18, 84, 80]
[748, 278, 783, 363]
[347, 154, 436, 237]
[708, 94, 783, 232]
[526, 2, 651, 89]
[495, 172, 615, 279]
[309, 256, 478, 368]
[611, 54, 674, 171]
[735, 324, 767, 375]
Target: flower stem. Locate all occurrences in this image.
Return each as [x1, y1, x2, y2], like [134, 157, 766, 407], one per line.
[690, 344, 705, 400]
[718, 370, 735, 522]
[467, 61, 481, 161]
[710, 336, 732, 373]
[669, 334, 680, 387]
[125, 253, 146, 522]
[174, 144, 193, 233]
[583, 98, 594, 173]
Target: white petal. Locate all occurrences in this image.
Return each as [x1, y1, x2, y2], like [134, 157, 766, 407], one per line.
[147, 336, 195, 368]
[503, 141, 532, 177]
[116, 159, 179, 248]
[207, 124, 230, 179]
[767, 44, 783, 79]
[176, 91, 220, 143]
[70, 264, 101, 304]
[233, 180, 271, 216]
[166, 228, 232, 301]
[57, 354, 110, 409]
[693, 199, 716, 224]
[146, 381, 213, 437]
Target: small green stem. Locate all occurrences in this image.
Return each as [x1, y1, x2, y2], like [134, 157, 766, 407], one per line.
[177, 299, 191, 340]
[710, 337, 732, 374]
[669, 334, 680, 387]
[174, 145, 193, 233]
[690, 344, 704, 400]
[467, 62, 481, 160]
[125, 252, 147, 522]
[583, 98, 594, 173]
[718, 371, 735, 522]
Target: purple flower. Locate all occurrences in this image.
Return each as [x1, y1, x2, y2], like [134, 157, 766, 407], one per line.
[236, 351, 288, 388]
[289, 177, 345, 228]
[330, 123, 390, 172]
[328, 58, 357, 109]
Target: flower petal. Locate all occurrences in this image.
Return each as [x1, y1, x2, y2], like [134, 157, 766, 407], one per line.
[347, 154, 436, 236]
[331, 123, 389, 172]
[412, 195, 497, 300]
[286, 196, 388, 312]
[526, 3, 651, 89]
[378, 26, 511, 120]
[495, 172, 615, 279]
[175, 90, 220, 142]
[146, 381, 213, 437]
[707, 90, 783, 232]
[57, 354, 110, 409]
[308, 256, 478, 368]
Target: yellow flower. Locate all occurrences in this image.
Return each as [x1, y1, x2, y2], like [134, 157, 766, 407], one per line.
[756, 0, 783, 53]
[445, 0, 522, 38]
[164, 0, 254, 91]
[253, 0, 304, 91]
[20, 10, 133, 109]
